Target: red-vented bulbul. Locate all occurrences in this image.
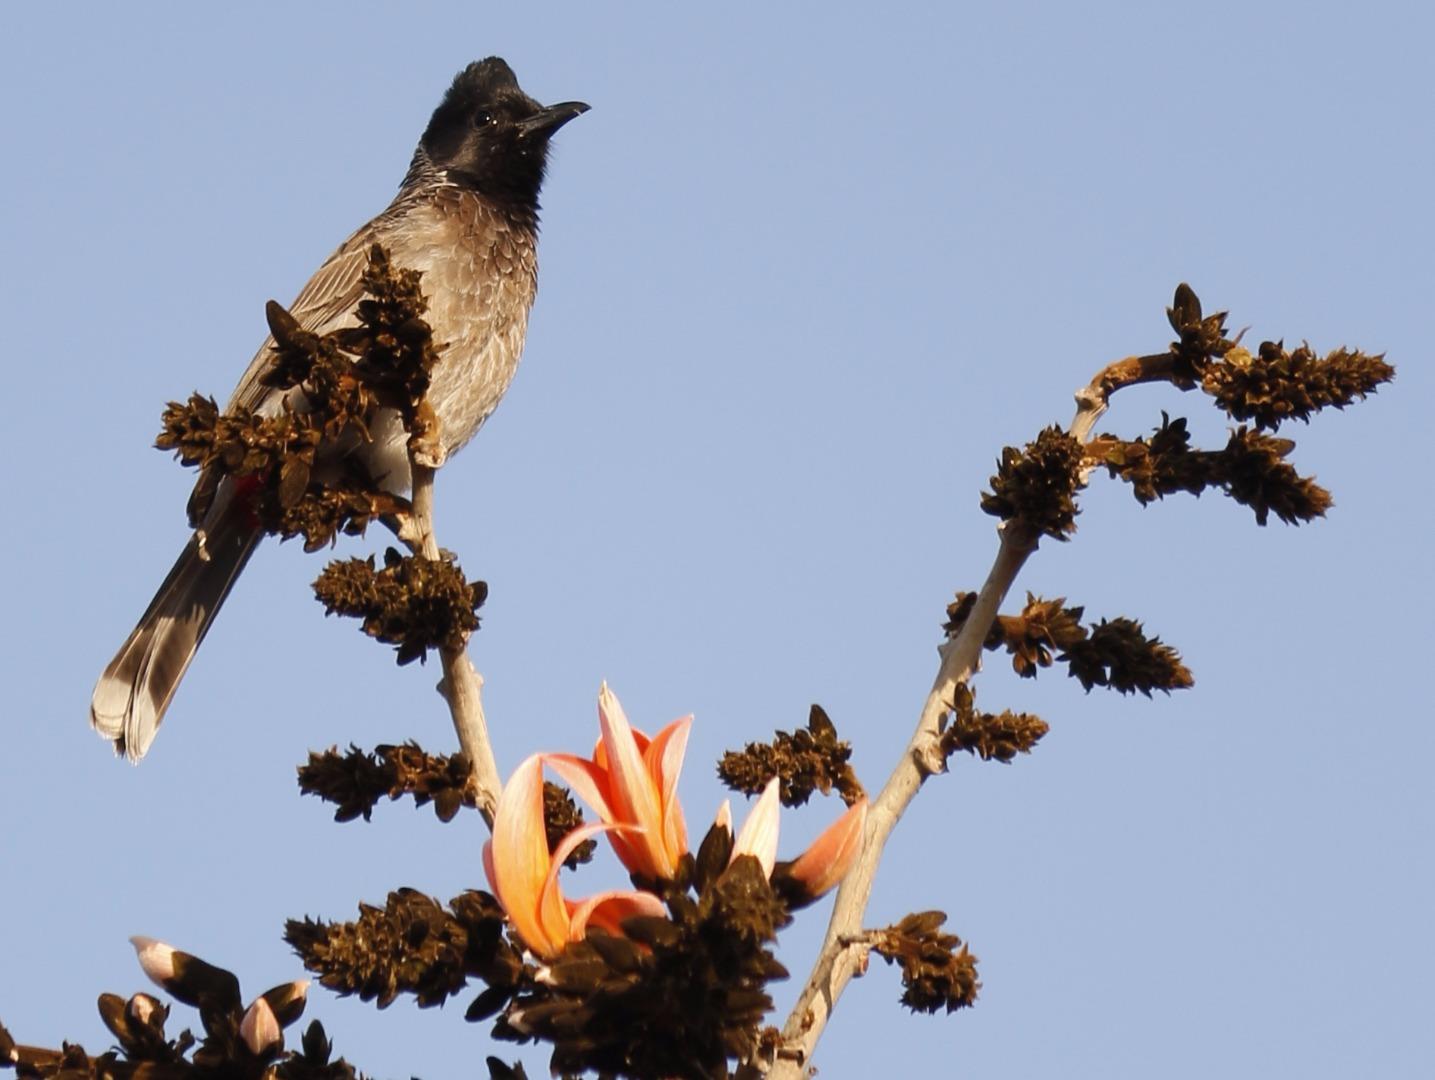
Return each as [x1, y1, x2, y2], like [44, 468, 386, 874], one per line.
[91, 58, 587, 760]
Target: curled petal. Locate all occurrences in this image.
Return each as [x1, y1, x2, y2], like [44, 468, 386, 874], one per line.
[488, 754, 669, 961]
[647, 716, 692, 862]
[732, 777, 781, 878]
[787, 798, 868, 900]
[538, 822, 634, 957]
[545, 754, 617, 822]
[569, 890, 668, 940]
[487, 755, 563, 958]
[546, 752, 648, 875]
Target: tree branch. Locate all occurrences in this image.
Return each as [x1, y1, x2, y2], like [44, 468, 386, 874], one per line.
[767, 360, 1143, 1076]
[404, 460, 502, 826]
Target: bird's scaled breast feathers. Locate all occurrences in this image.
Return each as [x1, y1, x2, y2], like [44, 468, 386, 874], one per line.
[381, 188, 539, 456]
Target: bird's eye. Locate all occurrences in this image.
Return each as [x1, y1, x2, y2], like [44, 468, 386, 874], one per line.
[472, 109, 494, 129]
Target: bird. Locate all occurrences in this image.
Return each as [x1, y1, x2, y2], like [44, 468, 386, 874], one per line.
[91, 58, 588, 761]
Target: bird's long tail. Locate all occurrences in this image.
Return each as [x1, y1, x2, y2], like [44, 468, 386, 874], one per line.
[91, 497, 260, 761]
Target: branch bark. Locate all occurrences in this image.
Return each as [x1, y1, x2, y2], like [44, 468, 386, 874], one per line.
[767, 361, 1147, 1076]
[405, 460, 502, 826]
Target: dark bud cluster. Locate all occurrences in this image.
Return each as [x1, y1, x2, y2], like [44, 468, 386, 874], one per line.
[486, 1058, 530, 1080]
[872, 912, 980, 1015]
[285, 889, 521, 1017]
[328, 246, 446, 461]
[939, 683, 1048, 764]
[312, 547, 487, 664]
[158, 394, 407, 552]
[1090, 415, 1334, 526]
[1202, 341, 1394, 431]
[261, 304, 378, 441]
[543, 781, 598, 869]
[980, 426, 1085, 540]
[498, 848, 791, 1080]
[962, 592, 1194, 696]
[717, 705, 864, 807]
[1219, 425, 1333, 525]
[1067, 617, 1195, 695]
[157, 244, 441, 545]
[1166, 282, 1237, 382]
[298, 742, 478, 823]
[0, 955, 359, 1080]
[1086, 414, 1208, 503]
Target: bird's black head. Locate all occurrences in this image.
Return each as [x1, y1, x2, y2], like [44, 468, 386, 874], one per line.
[419, 58, 588, 210]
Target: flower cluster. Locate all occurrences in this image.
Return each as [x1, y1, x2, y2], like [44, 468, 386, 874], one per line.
[484, 684, 868, 963]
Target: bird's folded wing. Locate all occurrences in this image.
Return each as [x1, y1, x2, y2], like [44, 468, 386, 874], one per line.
[224, 222, 384, 415]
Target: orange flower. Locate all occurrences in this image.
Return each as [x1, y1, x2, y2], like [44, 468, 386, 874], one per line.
[549, 684, 867, 902]
[547, 683, 691, 880]
[483, 754, 665, 960]
[781, 795, 868, 900]
[721, 778, 868, 901]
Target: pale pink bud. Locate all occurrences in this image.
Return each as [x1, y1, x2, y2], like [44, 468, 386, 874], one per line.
[713, 799, 733, 836]
[240, 996, 282, 1056]
[732, 778, 781, 878]
[129, 936, 177, 985]
[127, 993, 163, 1026]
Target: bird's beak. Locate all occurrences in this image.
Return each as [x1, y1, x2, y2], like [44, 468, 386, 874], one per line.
[518, 101, 590, 139]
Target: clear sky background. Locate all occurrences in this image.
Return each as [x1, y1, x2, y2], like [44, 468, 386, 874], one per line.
[2, 4, 1430, 1077]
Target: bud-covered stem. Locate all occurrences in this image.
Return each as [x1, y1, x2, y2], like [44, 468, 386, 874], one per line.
[407, 460, 501, 825]
[771, 350, 1151, 1072]
[770, 526, 1035, 1075]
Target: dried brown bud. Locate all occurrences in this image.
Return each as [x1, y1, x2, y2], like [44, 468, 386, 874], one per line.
[974, 594, 1193, 696]
[1166, 283, 1235, 380]
[1202, 340, 1394, 431]
[1091, 416, 1332, 526]
[160, 244, 444, 546]
[331, 245, 445, 441]
[542, 782, 597, 869]
[312, 548, 486, 664]
[1219, 425, 1332, 525]
[285, 889, 520, 1013]
[298, 742, 479, 823]
[486, 1058, 530, 1080]
[1064, 617, 1194, 696]
[980, 425, 1085, 540]
[986, 593, 1089, 677]
[717, 704, 864, 807]
[941, 684, 1048, 764]
[873, 911, 981, 1014]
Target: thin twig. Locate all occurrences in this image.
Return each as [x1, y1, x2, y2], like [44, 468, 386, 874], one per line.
[766, 361, 1145, 1076]
[405, 459, 502, 826]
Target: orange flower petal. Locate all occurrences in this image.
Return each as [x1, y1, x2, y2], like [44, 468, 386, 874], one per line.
[647, 716, 692, 861]
[598, 683, 671, 877]
[545, 753, 617, 822]
[568, 890, 668, 941]
[489, 755, 562, 957]
[786, 798, 868, 900]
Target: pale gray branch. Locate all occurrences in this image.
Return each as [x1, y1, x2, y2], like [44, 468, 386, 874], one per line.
[407, 459, 502, 826]
[767, 366, 1131, 1076]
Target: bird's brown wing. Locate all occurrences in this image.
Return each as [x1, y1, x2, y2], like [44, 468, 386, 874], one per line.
[224, 225, 384, 414]
[186, 219, 385, 524]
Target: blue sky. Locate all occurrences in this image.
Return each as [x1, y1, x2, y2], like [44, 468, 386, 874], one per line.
[2, 3, 1431, 1077]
